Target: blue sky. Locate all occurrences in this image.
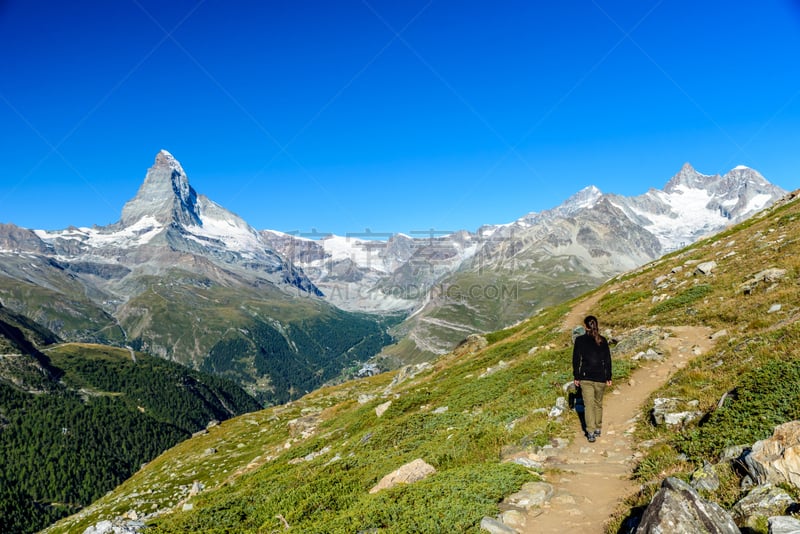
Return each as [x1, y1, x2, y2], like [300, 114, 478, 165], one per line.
[2, 1, 799, 236]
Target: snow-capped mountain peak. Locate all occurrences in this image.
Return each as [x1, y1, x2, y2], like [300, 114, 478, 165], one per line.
[559, 185, 603, 213]
[663, 162, 713, 193]
[120, 150, 200, 227]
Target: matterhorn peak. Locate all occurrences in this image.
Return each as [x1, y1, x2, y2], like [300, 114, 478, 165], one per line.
[154, 149, 185, 175]
[120, 150, 201, 227]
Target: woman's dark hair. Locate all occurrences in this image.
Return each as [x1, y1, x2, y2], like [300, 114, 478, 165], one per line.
[584, 315, 603, 346]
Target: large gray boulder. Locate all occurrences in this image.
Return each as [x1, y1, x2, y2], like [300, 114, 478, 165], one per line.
[637, 477, 740, 533]
[769, 515, 800, 534]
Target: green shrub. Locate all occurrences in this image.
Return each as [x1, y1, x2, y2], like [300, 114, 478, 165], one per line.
[649, 285, 712, 315]
[674, 360, 800, 460]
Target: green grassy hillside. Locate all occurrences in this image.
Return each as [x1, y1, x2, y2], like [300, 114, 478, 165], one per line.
[46, 191, 800, 533]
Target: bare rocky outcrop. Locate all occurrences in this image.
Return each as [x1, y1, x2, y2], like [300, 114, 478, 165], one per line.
[743, 421, 800, 488]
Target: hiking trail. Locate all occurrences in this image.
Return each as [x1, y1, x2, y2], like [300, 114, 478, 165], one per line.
[516, 293, 714, 533]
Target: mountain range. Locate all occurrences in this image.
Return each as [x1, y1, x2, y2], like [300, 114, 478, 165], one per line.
[0, 152, 786, 397]
[264, 161, 785, 361]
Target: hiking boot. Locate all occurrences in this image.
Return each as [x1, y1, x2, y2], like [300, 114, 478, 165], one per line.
[593, 429, 601, 437]
[587, 433, 596, 443]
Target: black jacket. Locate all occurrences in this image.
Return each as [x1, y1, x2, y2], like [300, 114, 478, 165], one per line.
[572, 333, 612, 382]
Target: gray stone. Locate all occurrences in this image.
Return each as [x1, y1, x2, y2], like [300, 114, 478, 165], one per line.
[719, 445, 749, 463]
[480, 516, 517, 533]
[695, 261, 718, 276]
[480, 360, 509, 379]
[81, 520, 144, 534]
[710, 329, 728, 340]
[634, 348, 664, 362]
[651, 397, 703, 427]
[740, 268, 788, 294]
[548, 396, 568, 418]
[500, 509, 527, 530]
[509, 457, 544, 470]
[453, 334, 488, 356]
[83, 521, 114, 534]
[189, 480, 205, 496]
[503, 481, 554, 510]
[731, 484, 794, 530]
[637, 477, 740, 534]
[691, 461, 720, 492]
[769, 515, 800, 534]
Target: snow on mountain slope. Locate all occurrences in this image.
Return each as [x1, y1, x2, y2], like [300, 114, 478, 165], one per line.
[611, 185, 729, 250]
[34, 216, 165, 251]
[607, 163, 785, 250]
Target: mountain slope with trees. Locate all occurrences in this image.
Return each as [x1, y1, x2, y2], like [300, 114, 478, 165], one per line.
[0, 312, 261, 534]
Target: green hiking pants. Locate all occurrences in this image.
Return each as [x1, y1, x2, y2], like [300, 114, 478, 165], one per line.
[580, 380, 606, 434]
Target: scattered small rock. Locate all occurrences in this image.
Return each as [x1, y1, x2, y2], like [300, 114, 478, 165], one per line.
[499, 509, 526, 530]
[375, 401, 392, 418]
[731, 484, 795, 530]
[479, 516, 517, 533]
[691, 461, 720, 492]
[694, 261, 717, 276]
[503, 481, 554, 510]
[480, 360, 509, 379]
[548, 397, 568, 418]
[651, 398, 704, 427]
[358, 394, 376, 404]
[369, 459, 436, 494]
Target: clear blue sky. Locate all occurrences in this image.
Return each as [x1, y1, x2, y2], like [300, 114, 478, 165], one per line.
[2, 1, 799, 236]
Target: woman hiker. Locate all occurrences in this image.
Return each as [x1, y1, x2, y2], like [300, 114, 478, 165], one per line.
[572, 315, 612, 443]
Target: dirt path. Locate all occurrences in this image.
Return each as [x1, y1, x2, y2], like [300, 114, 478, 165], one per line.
[516, 298, 714, 533]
